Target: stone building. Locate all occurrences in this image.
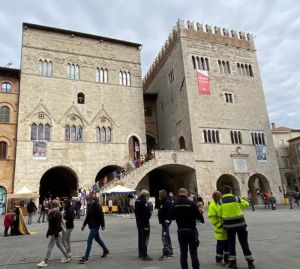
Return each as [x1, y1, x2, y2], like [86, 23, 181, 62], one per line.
[14, 23, 146, 200]
[142, 20, 282, 203]
[272, 123, 300, 193]
[0, 67, 20, 214]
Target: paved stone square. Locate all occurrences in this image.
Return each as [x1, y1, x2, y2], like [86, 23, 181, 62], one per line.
[0, 206, 299, 269]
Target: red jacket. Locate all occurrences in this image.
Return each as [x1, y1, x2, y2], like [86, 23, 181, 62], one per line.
[4, 213, 13, 228]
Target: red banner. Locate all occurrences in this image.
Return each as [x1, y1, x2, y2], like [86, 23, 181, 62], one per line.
[197, 70, 210, 95]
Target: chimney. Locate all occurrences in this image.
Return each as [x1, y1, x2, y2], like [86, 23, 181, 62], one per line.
[271, 122, 276, 129]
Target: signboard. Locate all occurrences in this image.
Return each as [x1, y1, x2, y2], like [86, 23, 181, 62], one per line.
[197, 70, 210, 95]
[256, 145, 267, 162]
[33, 141, 47, 160]
[233, 158, 248, 172]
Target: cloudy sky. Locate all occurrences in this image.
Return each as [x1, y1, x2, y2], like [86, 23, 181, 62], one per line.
[0, 0, 299, 128]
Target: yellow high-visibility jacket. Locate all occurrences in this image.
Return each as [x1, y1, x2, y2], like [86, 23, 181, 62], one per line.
[217, 193, 249, 231]
[208, 200, 227, 240]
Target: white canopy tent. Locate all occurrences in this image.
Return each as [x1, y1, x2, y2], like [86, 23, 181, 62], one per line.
[103, 185, 136, 195]
[7, 186, 39, 199]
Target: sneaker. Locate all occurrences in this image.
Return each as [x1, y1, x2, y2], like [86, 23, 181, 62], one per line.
[37, 261, 48, 268]
[79, 257, 89, 264]
[141, 255, 153, 261]
[159, 255, 169, 261]
[60, 257, 71, 263]
[101, 250, 109, 258]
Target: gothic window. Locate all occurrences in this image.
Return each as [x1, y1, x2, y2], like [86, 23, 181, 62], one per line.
[38, 60, 53, 76]
[106, 127, 112, 143]
[31, 123, 37, 140]
[45, 124, 51, 141]
[119, 71, 123, 85]
[0, 141, 7, 160]
[96, 68, 108, 83]
[1, 82, 12, 93]
[192, 56, 209, 71]
[96, 126, 112, 143]
[205, 58, 210, 71]
[237, 62, 254, 77]
[68, 64, 80, 80]
[192, 56, 196, 69]
[100, 127, 106, 142]
[203, 129, 220, 144]
[122, 72, 127, 86]
[224, 93, 233, 103]
[77, 93, 85, 104]
[119, 71, 131, 86]
[71, 125, 77, 141]
[0, 106, 10, 122]
[230, 130, 242, 144]
[38, 124, 44, 141]
[218, 60, 231, 74]
[65, 125, 70, 141]
[77, 126, 82, 142]
[127, 72, 131, 86]
[251, 132, 266, 145]
[96, 127, 101, 142]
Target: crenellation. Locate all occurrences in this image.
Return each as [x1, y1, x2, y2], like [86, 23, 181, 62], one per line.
[196, 22, 204, 32]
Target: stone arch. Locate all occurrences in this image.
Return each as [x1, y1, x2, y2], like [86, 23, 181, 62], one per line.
[0, 102, 16, 112]
[248, 173, 271, 204]
[128, 135, 140, 160]
[39, 166, 78, 202]
[217, 174, 241, 196]
[0, 136, 12, 147]
[95, 165, 123, 187]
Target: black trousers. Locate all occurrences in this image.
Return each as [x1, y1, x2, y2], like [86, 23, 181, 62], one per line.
[177, 229, 200, 269]
[216, 240, 229, 263]
[227, 228, 253, 262]
[137, 225, 150, 257]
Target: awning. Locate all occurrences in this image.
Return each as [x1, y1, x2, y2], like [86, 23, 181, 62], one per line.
[103, 185, 136, 195]
[7, 186, 39, 199]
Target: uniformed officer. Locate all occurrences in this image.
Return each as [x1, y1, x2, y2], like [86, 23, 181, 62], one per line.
[218, 185, 255, 269]
[208, 191, 229, 266]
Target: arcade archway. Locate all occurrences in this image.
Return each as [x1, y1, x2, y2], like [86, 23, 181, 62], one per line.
[95, 165, 123, 187]
[248, 174, 271, 204]
[217, 174, 241, 196]
[39, 166, 78, 201]
[137, 164, 197, 205]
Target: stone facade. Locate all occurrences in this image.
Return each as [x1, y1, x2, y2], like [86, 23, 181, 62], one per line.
[14, 23, 146, 196]
[0, 67, 20, 199]
[144, 20, 282, 202]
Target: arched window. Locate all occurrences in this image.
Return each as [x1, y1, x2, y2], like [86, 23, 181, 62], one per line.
[212, 130, 216, 143]
[75, 65, 80, 80]
[39, 60, 43, 75]
[71, 125, 76, 141]
[31, 123, 37, 140]
[205, 58, 210, 71]
[100, 68, 104, 83]
[249, 65, 254, 77]
[65, 125, 70, 141]
[192, 56, 196, 69]
[96, 127, 101, 142]
[196, 57, 200, 70]
[47, 61, 53, 76]
[100, 127, 106, 142]
[77, 126, 82, 142]
[45, 124, 51, 141]
[96, 68, 100, 82]
[77, 93, 85, 104]
[238, 131, 242, 144]
[200, 57, 205, 70]
[104, 69, 108, 83]
[42, 61, 47, 75]
[1, 82, 12, 93]
[218, 60, 222, 73]
[38, 124, 44, 140]
[226, 61, 231, 74]
[122, 72, 127, 86]
[0, 106, 10, 122]
[0, 141, 7, 160]
[203, 130, 207, 143]
[119, 71, 123, 85]
[179, 136, 186, 150]
[207, 130, 212, 143]
[127, 72, 131, 86]
[216, 131, 220, 143]
[106, 127, 112, 143]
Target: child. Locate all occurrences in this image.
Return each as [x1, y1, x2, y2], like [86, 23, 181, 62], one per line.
[4, 210, 14, 237]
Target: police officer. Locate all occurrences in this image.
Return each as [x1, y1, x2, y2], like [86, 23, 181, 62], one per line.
[171, 188, 204, 269]
[218, 185, 255, 269]
[208, 191, 229, 266]
[134, 190, 152, 261]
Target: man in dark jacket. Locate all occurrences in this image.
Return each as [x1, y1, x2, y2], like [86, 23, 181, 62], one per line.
[27, 199, 37, 225]
[134, 190, 152, 261]
[62, 199, 75, 257]
[158, 189, 173, 260]
[80, 196, 109, 264]
[37, 199, 70, 268]
[172, 188, 204, 269]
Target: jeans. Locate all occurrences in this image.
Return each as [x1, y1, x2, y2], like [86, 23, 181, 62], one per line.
[227, 228, 253, 262]
[45, 234, 67, 261]
[27, 212, 34, 225]
[84, 228, 108, 259]
[137, 225, 150, 257]
[216, 240, 229, 263]
[38, 211, 46, 222]
[161, 223, 173, 256]
[62, 228, 73, 253]
[177, 229, 200, 269]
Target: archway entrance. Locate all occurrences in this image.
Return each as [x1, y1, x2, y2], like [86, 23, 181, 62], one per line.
[0, 186, 7, 215]
[128, 136, 140, 160]
[217, 174, 241, 196]
[40, 166, 78, 202]
[248, 174, 271, 204]
[137, 164, 197, 206]
[146, 134, 157, 153]
[96, 165, 123, 187]
[179, 136, 186, 150]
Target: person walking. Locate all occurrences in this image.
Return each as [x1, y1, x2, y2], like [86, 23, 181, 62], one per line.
[171, 188, 204, 269]
[108, 198, 113, 215]
[218, 185, 255, 269]
[158, 190, 173, 261]
[208, 191, 229, 266]
[3, 210, 14, 236]
[37, 200, 70, 268]
[75, 198, 81, 219]
[26, 199, 37, 225]
[62, 199, 75, 258]
[38, 199, 48, 223]
[79, 196, 109, 264]
[269, 192, 277, 210]
[134, 190, 153, 261]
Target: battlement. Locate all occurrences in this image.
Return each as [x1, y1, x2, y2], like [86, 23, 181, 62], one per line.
[143, 19, 255, 90]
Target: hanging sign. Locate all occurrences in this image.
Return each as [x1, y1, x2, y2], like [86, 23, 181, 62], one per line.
[197, 70, 210, 95]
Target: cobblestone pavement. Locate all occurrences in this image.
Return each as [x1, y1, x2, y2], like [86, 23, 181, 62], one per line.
[0, 205, 299, 269]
